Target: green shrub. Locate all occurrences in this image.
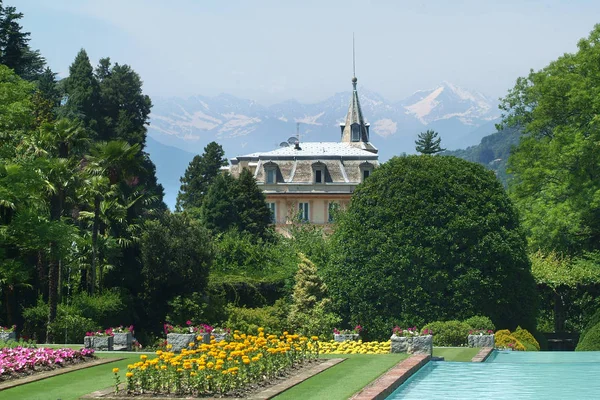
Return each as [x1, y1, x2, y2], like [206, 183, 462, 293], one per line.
[464, 315, 495, 331]
[226, 299, 290, 334]
[22, 297, 100, 344]
[495, 329, 525, 351]
[70, 290, 130, 328]
[0, 339, 37, 349]
[325, 155, 537, 340]
[422, 320, 472, 346]
[580, 309, 600, 344]
[512, 326, 540, 351]
[576, 322, 600, 351]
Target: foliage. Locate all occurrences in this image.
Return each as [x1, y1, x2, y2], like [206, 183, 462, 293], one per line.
[0, 338, 36, 348]
[0, 3, 45, 80]
[225, 300, 290, 335]
[532, 251, 600, 332]
[288, 254, 340, 338]
[579, 309, 600, 344]
[139, 212, 213, 333]
[200, 173, 239, 233]
[463, 315, 495, 331]
[325, 155, 537, 340]
[443, 127, 521, 187]
[499, 24, 600, 255]
[531, 251, 600, 289]
[120, 331, 318, 396]
[235, 168, 272, 239]
[421, 320, 472, 346]
[575, 321, 600, 351]
[494, 329, 526, 351]
[415, 129, 445, 155]
[176, 141, 227, 212]
[512, 326, 540, 351]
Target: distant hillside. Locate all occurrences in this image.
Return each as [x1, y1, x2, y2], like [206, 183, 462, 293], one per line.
[145, 136, 195, 209]
[443, 127, 521, 187]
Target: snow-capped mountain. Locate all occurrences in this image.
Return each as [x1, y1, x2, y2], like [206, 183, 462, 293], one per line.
[402, 81, 498, 125]
[146, 83, 501, 208]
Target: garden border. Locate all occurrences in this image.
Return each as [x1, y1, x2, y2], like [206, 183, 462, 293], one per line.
[0, 357, 124, 391]
[349, 354, 430, 400]
[471, 347, 493, 362]
[80, 358, 345, 400]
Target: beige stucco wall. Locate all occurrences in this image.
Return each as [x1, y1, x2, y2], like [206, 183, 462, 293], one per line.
[266, 196, 349, 225]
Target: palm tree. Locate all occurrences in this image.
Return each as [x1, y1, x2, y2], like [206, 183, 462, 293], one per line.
[82, 141, 141, 294]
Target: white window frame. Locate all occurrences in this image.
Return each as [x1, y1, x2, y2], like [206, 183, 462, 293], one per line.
[268, 202, 276, 223]
[298, 202, 309, 222]
[266, 168, 276, 184]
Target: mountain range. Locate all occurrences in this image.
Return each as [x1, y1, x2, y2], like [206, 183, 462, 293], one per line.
[145, 82, 503, 208]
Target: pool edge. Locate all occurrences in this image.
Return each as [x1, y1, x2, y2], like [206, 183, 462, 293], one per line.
[350, 354, 430, 400]
[471, 347, 494, 362]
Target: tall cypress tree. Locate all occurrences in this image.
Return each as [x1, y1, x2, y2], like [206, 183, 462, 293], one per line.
[236, 168, 272, 239]
[200, 173, 239, 233]
[177, 141, 227, 212]
[60, 49, 100, 129]
[96, 58, 152, 146]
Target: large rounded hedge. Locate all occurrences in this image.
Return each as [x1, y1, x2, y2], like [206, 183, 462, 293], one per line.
[325, 155, 537, 339]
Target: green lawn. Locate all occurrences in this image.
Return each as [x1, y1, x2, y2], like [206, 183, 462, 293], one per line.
[273, 353, 408, 400]
[434, 347, 480, 362]
[0, 353, 141, 400]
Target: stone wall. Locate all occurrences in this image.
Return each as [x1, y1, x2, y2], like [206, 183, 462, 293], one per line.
[390, 335, 433, 355]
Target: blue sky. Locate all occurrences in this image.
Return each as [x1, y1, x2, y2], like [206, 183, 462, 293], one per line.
[17, 0, 600, 104]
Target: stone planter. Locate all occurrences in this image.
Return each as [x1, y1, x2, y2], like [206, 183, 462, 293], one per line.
[84, 336, 114, 351]
[167, 333, 196, 352]
[212, 333, 230, 343]
[334, 333, 360, 342]
[196, 332, 211, 344]
[113, 332, 133, 351]
[468, 334, 495, 348]
[0, 332, 16, 342]
[390, 334, 433, 355]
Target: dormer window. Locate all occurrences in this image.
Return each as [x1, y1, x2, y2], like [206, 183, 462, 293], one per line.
[263, 161, 278, 184]
[360, 161, 374, 182]
[351, 123, 360, 142]
[312, 161, 327, 184]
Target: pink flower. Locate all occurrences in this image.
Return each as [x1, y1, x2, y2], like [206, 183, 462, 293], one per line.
[186, 320, 192, 326]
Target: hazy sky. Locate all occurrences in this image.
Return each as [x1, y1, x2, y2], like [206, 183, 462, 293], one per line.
[18, 0, 600, 105]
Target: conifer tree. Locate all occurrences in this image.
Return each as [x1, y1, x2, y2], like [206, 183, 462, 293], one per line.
[177, 141, 227, 212]
[60, 49, 100, 129]
[236, 168, 272, 239]
[0, 2, 45, 80]
[415, 129, 445, 155]
[288, 253, 339, 337]
[200, 173, 239, 233]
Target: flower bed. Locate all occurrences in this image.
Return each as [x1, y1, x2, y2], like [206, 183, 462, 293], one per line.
[320, 340, 391, 354]
[0, 347, 95, 381]
[119, 329, 318, 396]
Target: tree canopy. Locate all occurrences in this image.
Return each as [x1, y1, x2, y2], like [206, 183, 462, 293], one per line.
[325, 155, 537, 339]
[500, 24, 600, 255]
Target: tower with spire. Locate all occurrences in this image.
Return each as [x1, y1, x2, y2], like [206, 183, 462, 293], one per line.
[339, 37, 377, 153]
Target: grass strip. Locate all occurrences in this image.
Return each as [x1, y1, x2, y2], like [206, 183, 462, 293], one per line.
[433, 347, 480, 362]
[274, 353, 408, 400]
[0, 353, 140, 400]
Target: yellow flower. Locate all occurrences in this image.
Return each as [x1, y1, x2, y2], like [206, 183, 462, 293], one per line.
[311, 336, 319, 341]
[166, 344, 173, 349]
[140, 354, 148, 360]
[112, 368, 119, 373]
[188, 342, 195, 347]
[126, 372, 134, 378]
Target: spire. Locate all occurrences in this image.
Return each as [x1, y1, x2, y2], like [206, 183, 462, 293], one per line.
[340, 35, 371, 146]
